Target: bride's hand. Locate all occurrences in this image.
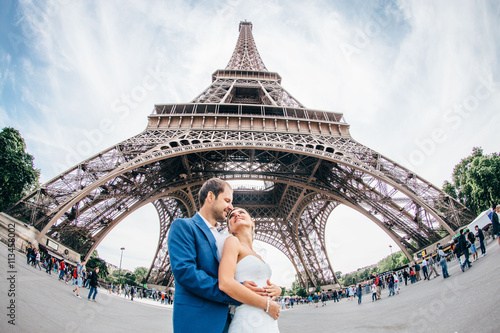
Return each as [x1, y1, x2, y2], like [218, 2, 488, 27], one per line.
[264, 279, 282, 299]
[266, 299, 280, 320]
[242, 280, 267, 296]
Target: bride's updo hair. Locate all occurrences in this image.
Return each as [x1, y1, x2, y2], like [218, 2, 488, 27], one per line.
[227, 207, 255, 237]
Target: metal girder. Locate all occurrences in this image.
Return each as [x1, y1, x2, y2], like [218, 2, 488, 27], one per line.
[8, 130, 474, 288]
[6, 21, 475, 290]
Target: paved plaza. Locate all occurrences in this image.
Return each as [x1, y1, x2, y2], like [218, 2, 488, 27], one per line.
[1, 240, 499, 333]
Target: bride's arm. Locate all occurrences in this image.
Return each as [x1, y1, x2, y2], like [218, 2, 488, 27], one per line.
[219, 236, 279, 319]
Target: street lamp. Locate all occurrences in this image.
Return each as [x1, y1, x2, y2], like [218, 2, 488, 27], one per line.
[118, 247, 125, 285]
[389, 245, 395, 268]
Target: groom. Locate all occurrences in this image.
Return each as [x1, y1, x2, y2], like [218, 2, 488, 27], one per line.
[168, 178, 280, 333]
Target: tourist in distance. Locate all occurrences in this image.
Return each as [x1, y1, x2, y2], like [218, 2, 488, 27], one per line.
[409, 267, 416, 284]
[356, 284, 363, 305]
[414, 261, 421, 281]
[421, 257, 429, 280]
[492, 205, 500, 246]
[34, 249, 42, 270]
[58, 259, 66, 281]
[457, 229, 472, 271]
[402, 269, 409, 286]
[467, 229, 478, 262]
[437, 245, 450, 278]
[72, 260, 86, 298]
[371, 281, 377, 302]
[475, 225, 486, 257]
[426, 254, 440, 279]
[167, 178, 281, 333]
[387, 275, 395, 297]
[375, 274, 382, 299]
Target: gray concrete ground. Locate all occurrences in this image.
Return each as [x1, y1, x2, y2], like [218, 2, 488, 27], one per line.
[1, 239, 499, 333]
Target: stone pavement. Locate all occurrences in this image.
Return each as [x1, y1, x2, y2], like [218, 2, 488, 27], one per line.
[1, 239, 499, 333]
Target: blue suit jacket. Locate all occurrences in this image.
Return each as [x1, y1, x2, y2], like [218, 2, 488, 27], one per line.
[168, 213, 236, 333]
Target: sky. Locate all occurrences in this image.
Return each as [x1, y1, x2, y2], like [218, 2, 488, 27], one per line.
[1, 0, 499, 288]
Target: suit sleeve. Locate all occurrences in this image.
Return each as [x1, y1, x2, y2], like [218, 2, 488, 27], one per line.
[167, 218, 237, 305]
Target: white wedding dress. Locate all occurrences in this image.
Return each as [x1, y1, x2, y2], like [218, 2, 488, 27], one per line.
[228, 255, 280, 333]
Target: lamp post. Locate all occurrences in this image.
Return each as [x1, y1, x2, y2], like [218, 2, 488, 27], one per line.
[118, 247, 125, 285]
[389, 245, 394, 268]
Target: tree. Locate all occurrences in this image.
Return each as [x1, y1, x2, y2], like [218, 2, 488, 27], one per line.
[443, 147, 500, 215]
[0, 127, 40, 211]
[134, 267, 148, 284]
[109, 269, 138, 286]
[85, 250, 109, 279]
[296, 288, 308, 297]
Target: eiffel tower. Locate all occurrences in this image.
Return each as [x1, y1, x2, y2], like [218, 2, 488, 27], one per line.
[8, 21, 473, 288]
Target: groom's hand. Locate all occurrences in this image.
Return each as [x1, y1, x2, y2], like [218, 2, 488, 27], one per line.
[242, 281, 267, 296]
[264, 279, 282, 299]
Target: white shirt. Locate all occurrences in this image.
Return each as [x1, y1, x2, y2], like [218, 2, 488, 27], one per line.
[198, 213, 231, 261]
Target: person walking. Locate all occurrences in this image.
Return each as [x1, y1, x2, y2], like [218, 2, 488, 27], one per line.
[492, 205, 500, 246]
[414, 262, 421, 281]
[356, 284, 362, 305]
[475, 225, 486, 257]
[437, 245, 450, 278]
[72, 260, 86, 298]
[421, 258, 429, 280]
[26, 244, 32, 265]
[375, 275, 382, 300]
[388, 276, 395, 297]
[371, 282, 377, 302]
[45, 256, 53, 275]
[34, 250, 42, 270]
[402, 269, 409, 286]
[332, 290, 338, 303]
[58, 260, 66, 281]
[409, 267, 415, 284]
[393, 273, 400, 295]
[87, 267, 99, 302]
[467, 229, 478, 262]
[457, 229, 472, 271]
[427, 254, 440, 279]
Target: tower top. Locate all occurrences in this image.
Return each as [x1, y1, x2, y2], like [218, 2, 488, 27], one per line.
[225, 21, 268, 71]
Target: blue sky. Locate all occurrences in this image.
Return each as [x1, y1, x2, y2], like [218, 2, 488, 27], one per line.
[1, 0, 499, 288]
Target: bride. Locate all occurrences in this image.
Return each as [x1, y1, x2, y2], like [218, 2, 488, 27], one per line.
[219, 207, 281, 332]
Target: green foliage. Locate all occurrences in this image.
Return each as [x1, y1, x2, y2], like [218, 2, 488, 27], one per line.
[133, 267, 148, 284]
[443, 147, 500, 215]
[339, 251, 409, 286]
[296, 288, 308, 297]
[109, 269, 138, 286]
[122, 271, 137, 286]
[0, 127, 40, 211]
[85, 251, 109, 279]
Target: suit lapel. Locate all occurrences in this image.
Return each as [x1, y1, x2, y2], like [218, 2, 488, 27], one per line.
[193, 213, 220, 262]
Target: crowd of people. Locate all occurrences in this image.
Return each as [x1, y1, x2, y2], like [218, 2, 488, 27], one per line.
[24, 243, 176, 305]
[104, 283, 174, 305]
[25, 246, 102, 301]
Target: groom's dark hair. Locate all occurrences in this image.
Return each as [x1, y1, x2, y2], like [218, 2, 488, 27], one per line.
[199, 178, 232, 207]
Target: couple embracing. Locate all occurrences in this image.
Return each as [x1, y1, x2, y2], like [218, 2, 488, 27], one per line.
[167, 178, 281, 333]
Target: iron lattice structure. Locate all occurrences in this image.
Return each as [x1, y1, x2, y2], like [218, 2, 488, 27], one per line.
[8, 22, 474, 288]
